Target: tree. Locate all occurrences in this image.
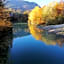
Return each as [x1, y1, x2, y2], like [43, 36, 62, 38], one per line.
[28, 1, 64, 25]
[28, 6, 43, 25]
[42, 2, 58, 24]
[42, 1, 64, 25]
[0, 0, 12, 27]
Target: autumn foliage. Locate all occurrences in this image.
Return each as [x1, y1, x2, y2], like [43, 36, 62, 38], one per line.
[28, 6, 44, 25]
[0, 0, 12, 27]
[28, 1, 64, 25]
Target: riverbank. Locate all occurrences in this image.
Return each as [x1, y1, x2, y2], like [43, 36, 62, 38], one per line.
[0, 21, 12, 37]
[0, 27, 12, 37]
[38, 24, 64, 35]
[0, 20, 12, 30]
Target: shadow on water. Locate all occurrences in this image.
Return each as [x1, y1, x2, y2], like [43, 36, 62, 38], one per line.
[0, 30, 13, 64]
[0, 23, 30, 64]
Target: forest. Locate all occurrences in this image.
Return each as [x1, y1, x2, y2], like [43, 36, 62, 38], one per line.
[28, 1, 64, 25]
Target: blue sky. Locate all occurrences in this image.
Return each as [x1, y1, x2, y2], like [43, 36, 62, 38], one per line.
[25, 0, 60, 7]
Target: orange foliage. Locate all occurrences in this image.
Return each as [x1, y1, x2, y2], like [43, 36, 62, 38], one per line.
[54, 2, 64, 15]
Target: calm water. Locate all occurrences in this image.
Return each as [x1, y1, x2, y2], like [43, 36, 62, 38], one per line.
[1, 23, 64, 64]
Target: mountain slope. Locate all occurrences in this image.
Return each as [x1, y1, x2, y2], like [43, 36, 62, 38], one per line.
[6, 0, 40, 12]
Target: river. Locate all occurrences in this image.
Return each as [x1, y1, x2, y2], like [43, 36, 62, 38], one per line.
[1, 23, 64, 64]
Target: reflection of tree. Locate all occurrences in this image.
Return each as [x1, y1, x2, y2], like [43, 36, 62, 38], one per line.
[56, 35, 64, 46]
[0, 32, 13, 64]
[28, 24, 42, 40]
[28, 23, 64, 46]
[41, 32, 57, 45]
[13, 23, 30, 38]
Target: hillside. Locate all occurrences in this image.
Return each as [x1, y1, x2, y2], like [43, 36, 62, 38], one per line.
[6, 0, 40, 12]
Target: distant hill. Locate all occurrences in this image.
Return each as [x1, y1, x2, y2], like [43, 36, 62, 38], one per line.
[6, 0, 40, 12]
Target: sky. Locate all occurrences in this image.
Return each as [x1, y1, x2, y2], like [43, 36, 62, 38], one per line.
[25, 0, 61, 7]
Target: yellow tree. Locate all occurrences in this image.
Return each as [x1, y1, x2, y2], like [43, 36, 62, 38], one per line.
[42, 1, 64, 25]
[42, 1, 58, 22]
[28, 6, 43, 25]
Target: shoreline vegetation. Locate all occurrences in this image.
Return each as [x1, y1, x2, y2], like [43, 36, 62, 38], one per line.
[28, 1, 64, 25]
[28, 0, 64, 36]
[0, 0, 12, 32]
[1, 0, 64, 35]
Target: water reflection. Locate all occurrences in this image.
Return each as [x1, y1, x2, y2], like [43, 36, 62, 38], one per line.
[28, 24, 64, 46]
[9, 24, 64, 64]
[0, 32, 13, 64]
[13, 23, 30, 38]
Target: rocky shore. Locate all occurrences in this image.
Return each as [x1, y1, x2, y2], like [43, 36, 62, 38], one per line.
[38, 24, 64, 35]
